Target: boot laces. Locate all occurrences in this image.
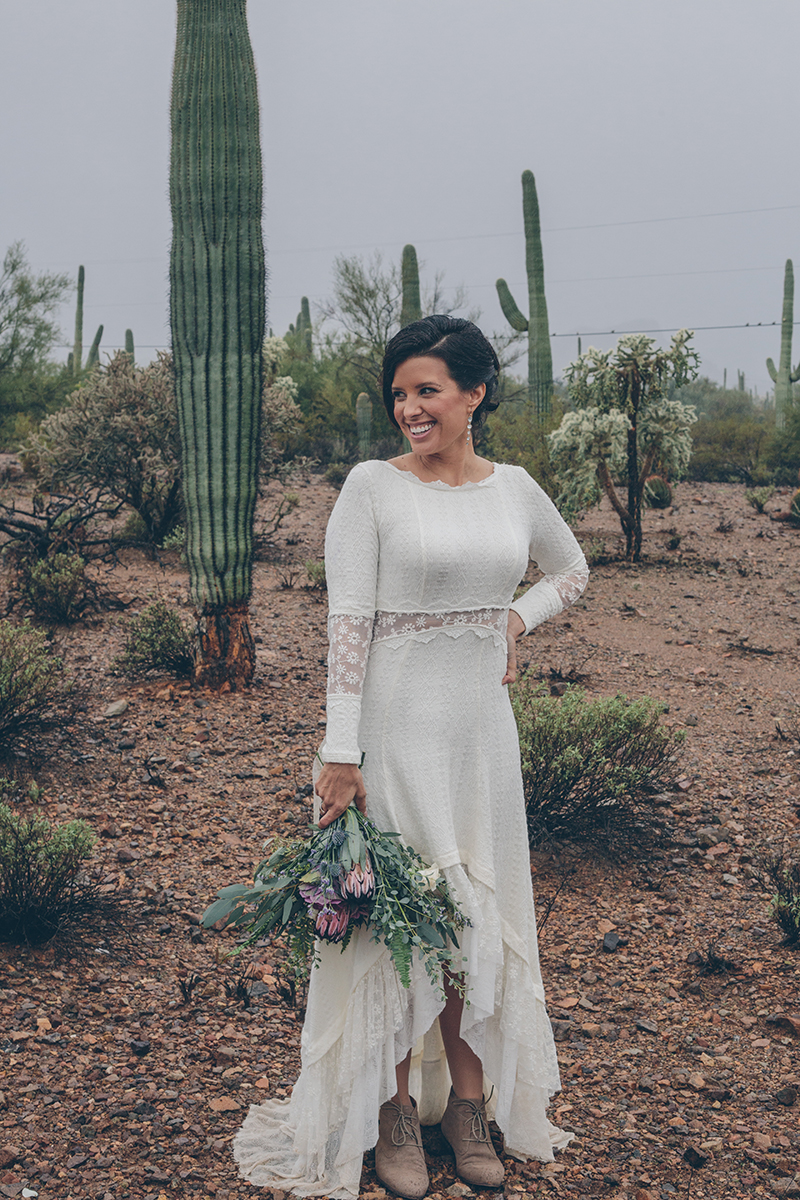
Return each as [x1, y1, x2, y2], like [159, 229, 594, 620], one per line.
[391, 1107, 421, 1148]
[461, 1087, 495, 1144]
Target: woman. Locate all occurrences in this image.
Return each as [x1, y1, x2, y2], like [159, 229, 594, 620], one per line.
[235, 316, 588, 1199]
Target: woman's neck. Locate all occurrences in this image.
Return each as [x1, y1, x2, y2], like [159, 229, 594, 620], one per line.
[391, 447, 493, 488]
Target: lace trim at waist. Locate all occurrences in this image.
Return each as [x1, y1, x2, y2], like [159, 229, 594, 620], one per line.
[371, 608, 508, 643]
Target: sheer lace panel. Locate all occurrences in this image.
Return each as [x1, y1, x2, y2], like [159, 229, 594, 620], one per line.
[372, 608, 508, 644]
[326, 615, 374, 696]
[548, 565, 590, 610]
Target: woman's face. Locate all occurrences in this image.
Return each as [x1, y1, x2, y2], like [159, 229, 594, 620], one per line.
[391, 356, 484, 455]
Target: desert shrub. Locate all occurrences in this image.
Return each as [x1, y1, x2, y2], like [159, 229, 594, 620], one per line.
[0, 784, 97, 943]
[511, 677, 684, 852]
[113, 512, 150, 545]
[114, 599, 193, 678]
[160, 524, 185, 550]
[324, 462, 350, 489]
[644, 475, 672, 509]
[0, 619, 66, 747]
[261, 374, 304, 478]
[744, 486, 774, 513]
[757, 851, 800, 945]
[790, 488, 800, 526]
[22, 351, 183, 543]
[18, 551, 89, 623]
[304, 559, 326, 590]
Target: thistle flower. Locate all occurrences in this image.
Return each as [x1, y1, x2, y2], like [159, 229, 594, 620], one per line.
[341, 856, 375, 899]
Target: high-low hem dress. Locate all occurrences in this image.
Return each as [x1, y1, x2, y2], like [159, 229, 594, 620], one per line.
[234, 460, 589, 1198]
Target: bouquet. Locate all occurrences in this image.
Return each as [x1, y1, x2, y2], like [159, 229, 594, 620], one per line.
[201, 805, 467, 992]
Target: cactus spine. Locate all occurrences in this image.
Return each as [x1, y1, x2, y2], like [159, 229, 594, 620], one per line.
[766, 259, 800, 431]
[169, 0, 265, 690]
[356, 392, 371, 461]
[400, 244, 422, 328]
[124, 329, 135, 365]
[496, 170, 553, 419]
[72, 265, 84, 374]
[86, 324, 103, 369]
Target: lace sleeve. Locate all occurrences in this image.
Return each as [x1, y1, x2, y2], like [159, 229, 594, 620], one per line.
[319, 467, 379, 764]
[509, 472, 589, 634]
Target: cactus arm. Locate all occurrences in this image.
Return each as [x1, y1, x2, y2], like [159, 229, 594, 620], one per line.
[400, 244, 422, 327]
[791, 364, 800, 383]
[522, 170, 553, 419]
[767, 357, 778, 383]
[86, 324, 103, 369]
[496, 279, 528, 332]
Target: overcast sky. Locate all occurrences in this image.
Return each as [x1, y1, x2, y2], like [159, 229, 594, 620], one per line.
[2, 0, 798, 396]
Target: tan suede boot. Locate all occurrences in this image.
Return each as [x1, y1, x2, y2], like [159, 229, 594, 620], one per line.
[374, 1097, 429, 1200]
[440, 1087, 504, 1188]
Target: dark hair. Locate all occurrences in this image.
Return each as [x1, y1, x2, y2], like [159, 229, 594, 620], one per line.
[381, 315, 501, 432]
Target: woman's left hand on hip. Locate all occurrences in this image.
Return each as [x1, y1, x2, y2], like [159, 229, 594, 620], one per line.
[502, 610, 526, 685]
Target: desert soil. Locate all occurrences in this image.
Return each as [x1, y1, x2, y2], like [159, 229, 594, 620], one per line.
[1, 472, 799, 1200]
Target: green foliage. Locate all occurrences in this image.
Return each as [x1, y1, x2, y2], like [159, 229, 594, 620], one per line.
[400, 244, 422, 328]
[0, 619, 66, 748]
[644, 475, 672, 509]
[324, 462, 350, 489]
[261, 373, 303, 478]
[744, 486, 774, 513]
[23, 352, 182, 543]
[160, 523, 186, 550]
[555, 332, 698, 557]
[114, 599, 193, 678]
[790, 488, 800, 526]
[511, 677, 684, 853]
[19, 551, 89, 623]
[304, 559, 326, 590]
[767, 395, 800, 485]
[758, 851, 800, 945]
[495, 170, 553, 419]
[0, 785, 97, 944]
[170, 0, 265, 617]
[483, 395, 563, 498]
[766, 259, 800, 432]
[0, 242, 73, 448]
[85, 323, 103, 370]
[356, 392, 372, 461]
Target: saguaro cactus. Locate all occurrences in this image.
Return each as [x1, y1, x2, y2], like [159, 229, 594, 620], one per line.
[496, 170, 553, 419]
[124, 329, 135, 365]
[356, 392, 372, 461]
[767, 259, 799, 431]
[72, 265, 84, 375]
[169, 0, 266, 690]
[294, 297, 312, 357]
[400, 244, 422, 328]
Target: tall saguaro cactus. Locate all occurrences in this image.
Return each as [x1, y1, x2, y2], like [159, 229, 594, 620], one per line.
[86, 324, 104, 369]
[766, 259, 799, 431]
[356, 392, 372, 461]
[125, 329, 135, 365]
[169, 0, 266, 691]
[400, 244, 422, 328]
[295, 296, 312, 357]
[496, 170, 553, 419]
[72, 265, 85, 375]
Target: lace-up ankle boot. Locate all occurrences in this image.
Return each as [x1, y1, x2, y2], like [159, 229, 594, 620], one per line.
[440, 1087, 504, 1188]
[375, 1097, 429, 1199]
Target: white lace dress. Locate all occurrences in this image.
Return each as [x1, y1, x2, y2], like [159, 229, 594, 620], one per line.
[234, 460, 589, 1198]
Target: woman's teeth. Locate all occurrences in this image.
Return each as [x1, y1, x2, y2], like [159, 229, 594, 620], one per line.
[409, 423, 434, 437]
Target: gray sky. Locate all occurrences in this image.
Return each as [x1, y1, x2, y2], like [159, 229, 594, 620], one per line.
[2, 0, 798, 395]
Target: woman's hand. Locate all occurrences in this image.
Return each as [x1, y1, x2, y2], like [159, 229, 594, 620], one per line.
[315, 762, 367, 829]
[502, 610, 526, 685]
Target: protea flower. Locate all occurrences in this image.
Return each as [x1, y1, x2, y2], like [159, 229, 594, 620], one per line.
[341, 856, 375, 899]
[314, 900, 350, 942]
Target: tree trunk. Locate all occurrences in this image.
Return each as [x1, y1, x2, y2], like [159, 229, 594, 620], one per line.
[193, 603, 255, 692]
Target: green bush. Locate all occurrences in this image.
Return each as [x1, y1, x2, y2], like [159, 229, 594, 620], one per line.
[304, 559, 326, 590]
[744, 486, 774, 513]
[757, 851, 800, 945]
[160, 523, 186, 550]
[0, 619, 66, 748]
[19, 551, 89, 622]
[511, 677, 684, 852]
[0, 784, 97, 943]
[790, 488, 800, 526]
[114, 599, 193, 678]
[324, 462, 350, 489]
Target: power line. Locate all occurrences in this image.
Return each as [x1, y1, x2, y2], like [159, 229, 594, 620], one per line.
[551, 320, 797, 338]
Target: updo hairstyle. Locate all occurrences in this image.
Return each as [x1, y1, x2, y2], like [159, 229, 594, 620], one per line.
[381, 315, 501, 432]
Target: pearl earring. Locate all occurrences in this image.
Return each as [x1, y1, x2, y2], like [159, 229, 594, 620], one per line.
[466, 411, 473, 445]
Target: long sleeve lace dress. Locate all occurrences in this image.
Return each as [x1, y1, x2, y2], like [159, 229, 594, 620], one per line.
[234, 460, 589, 1198]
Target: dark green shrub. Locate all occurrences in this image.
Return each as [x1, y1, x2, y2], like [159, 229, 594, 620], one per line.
[511, 678, 684, 852]
[790, 488, 800, 526]
[0, 784, 97, 943]
[644, 475, 672, 509]
[19, 551, 88, 622]
[757, 851, 800, 945]
[304, 559, 326, 590]
[324, 462, 350, 489]
[114, 599, 193, 678]
[0, 619, 66, 747]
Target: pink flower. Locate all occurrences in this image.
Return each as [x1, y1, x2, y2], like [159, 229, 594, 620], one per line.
[315, 902, 350, 942]
[341, 856, 375, 899]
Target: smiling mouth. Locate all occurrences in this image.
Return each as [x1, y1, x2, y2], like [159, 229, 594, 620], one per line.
[407, 422, 435, 437]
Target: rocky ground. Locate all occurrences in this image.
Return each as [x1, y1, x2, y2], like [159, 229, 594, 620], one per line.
[0, 473, 799, 1200]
